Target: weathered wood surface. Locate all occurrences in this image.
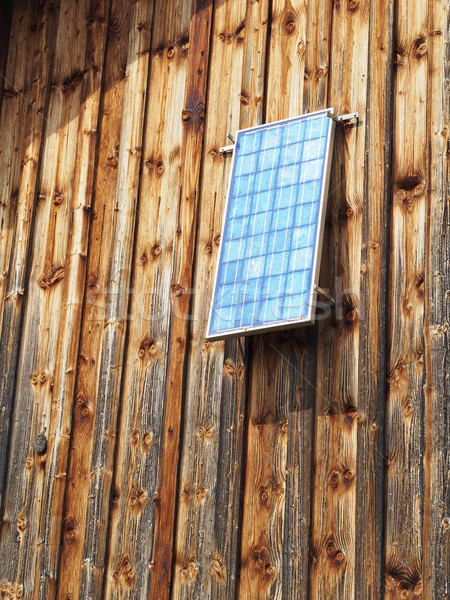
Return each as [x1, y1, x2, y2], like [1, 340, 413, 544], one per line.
[0, 0, 110, 597]
[0, 0, 57, 523]
[0, 0, 449, 598]
[0, 1, 11, 115]
[354, 1, 394, 598]
[309, 0, 369, 597]
[384, 0, 429, 597]
[103, 1, 190, 597]
[56, 2, 151, 598]
[423, 3, 450, 597]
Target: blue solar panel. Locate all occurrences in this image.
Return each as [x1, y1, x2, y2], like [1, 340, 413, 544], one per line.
[207, 110, 335, 340]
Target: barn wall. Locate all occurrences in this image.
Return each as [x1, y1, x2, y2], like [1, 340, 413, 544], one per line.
[0, 0, 448, 599]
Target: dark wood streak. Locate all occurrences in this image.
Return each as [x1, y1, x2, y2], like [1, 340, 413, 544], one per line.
[354, 0, 394, 598]
[423, 0, 450, 597]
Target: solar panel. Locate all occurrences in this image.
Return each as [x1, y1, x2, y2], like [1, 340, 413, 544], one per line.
[206, 109, 336, 341]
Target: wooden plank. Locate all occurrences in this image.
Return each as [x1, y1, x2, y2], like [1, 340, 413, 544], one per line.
[56, 2, 153, 599]
[101, 1, 197, 598]
[237, 1, 332, 598]
[0, 0, 12, 114]
[383, 0, 429, 597]
[146, 1, 215, 598]
[309, 0, 370, 597]
[0, 0, 110, 597]
[423, 1, 449, 598]
[170, 1, 269, 599]
[0, 2, 60, 597]
[354, 1, 395, 598]
[0, 0, 57, 509]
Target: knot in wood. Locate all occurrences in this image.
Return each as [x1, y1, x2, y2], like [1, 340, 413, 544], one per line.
[34, 432, 47, 455]
[413, 38, 428, 59]
[259, 486, 269, 505]
[17, 515, 27, 532]
[348, 0, 358, 11]
[172, 283, 184, 297]
[167, 46, 175, 58]
[211, 555, 225, 580]
[63, 518, 77, 544]
[142, 431, 153, 451]
[345, 309, 358, 323]
[223, 358, 236, 377]
[53, 192, 63, 205]
[151, 242, 162, 258]
[284, 12, 296, 34]
[156, 161, 164, 175]
[131, 429, 139, 445]
[107, 156, 118, 168]
[196, 487, 208, 502]
[329, 472, 339, 489]
[385, 574, 398, 590]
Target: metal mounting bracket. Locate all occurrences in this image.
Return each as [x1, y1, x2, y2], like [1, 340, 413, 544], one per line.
[219, 143, 234, 153]
[326, 111, 359, 123]
[220, 132, 235, 153]
[314, 284, 336, 306]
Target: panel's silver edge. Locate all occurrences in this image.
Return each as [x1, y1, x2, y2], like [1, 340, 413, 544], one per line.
[308, 108, 336, 323]
[233, 107, 332, 136]
[206, 108, 335, 340]
[205, 126, 241, 339]
[206, 316, 314, 342]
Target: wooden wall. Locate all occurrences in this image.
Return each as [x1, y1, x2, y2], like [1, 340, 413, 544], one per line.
[0, 0, 448, 598]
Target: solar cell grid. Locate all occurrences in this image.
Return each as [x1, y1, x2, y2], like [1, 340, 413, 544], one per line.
[207, 109, 335, 340]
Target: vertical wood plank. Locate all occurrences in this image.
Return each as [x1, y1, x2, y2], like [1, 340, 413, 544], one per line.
[56, 2, 152, 598]
[423, 1, 449, 598]
[354, 1, 395, 598]
[384, 0, 429, 596]
[171, 1, 269, 599]
[0, 0, 12, 115]
[0, 1, 58, 526]
[309, 0, 370, 597]
[146, 1, 215, 598]
[169, 2, 249, 599]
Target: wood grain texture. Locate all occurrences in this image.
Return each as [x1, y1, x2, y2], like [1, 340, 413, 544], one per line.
[384, 0, 429, 596]
[171, 1, 269, 599]
[423, 1, 449, 597]
[0, 0, 58, 529]
[0, 0, 12, 116]
[243, 2, 331, 597]
[145, 2, 214, 599]
[0, 2, 110, 599]
[354, 1, 394, 598]
[309, 0, 370, 597]
[0, 1, 448, 599]
[170, 2, 251, 599]
[56, 2, 152, 598]
[102, 1, 191, 598]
